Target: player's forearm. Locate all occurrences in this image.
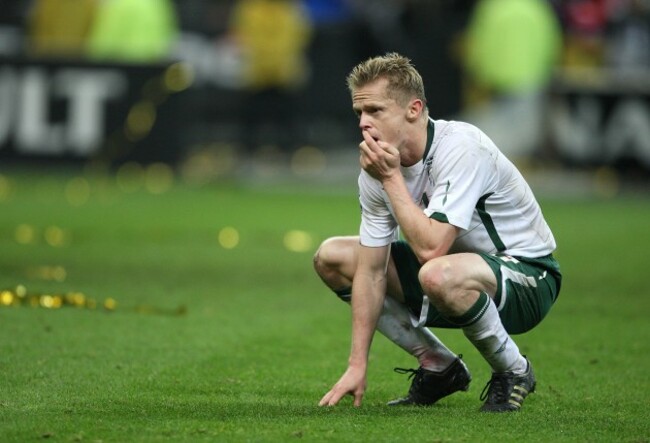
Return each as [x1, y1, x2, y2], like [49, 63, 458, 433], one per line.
[382, 175, 447, 262]
[347, 271, 386, 368]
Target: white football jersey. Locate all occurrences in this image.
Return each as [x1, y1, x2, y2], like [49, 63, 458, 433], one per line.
[359, 119, 556, 258]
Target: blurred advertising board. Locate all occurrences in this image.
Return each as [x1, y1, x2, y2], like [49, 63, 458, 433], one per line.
[0, 57, 185, 165]
[547, 68, 650, 173]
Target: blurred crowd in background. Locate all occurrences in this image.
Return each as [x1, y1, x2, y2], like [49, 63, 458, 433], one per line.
[3, 1, 649, 78]
[1, 0, 649, 179]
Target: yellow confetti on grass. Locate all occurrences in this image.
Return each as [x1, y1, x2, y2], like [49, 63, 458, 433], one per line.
[1, 290, 14, 306]
[44, 226, 68, 247]
[283, 230, 314, 253]
[27, 266, 67, 282]
[0, 286, 183, 316]
[144, 163, 174, 194]
[218, 227, 240, 249]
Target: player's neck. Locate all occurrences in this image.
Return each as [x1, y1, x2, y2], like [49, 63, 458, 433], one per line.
[400, 118, 429, 167]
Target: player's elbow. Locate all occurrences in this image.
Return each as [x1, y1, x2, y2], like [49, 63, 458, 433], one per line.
[413, 244, 446, 265]
[412, 223, 457, 263]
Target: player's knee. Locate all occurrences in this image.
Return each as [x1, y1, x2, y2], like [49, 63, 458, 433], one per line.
[418, 259, 454, 304]
[314, 236, 358, 295]
[313, 238, 331, 276]
[314, 238, 352, 303]
[313, 237, 342, 280]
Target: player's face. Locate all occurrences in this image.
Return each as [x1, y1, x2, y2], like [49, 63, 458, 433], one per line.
[352, 78, 409, 151]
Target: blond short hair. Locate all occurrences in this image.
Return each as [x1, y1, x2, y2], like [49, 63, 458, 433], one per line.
[346, 52, 427, 107]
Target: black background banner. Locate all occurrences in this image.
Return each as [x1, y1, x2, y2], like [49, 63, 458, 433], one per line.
[0, 57, 182, 165]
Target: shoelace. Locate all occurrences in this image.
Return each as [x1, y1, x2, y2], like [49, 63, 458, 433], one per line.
[393, 367, 421, 381]
[480, 373, 509, 402]
[393, 355, 464, 380]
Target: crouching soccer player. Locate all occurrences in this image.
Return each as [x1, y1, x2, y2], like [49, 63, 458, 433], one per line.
[314, 53, 561, 412]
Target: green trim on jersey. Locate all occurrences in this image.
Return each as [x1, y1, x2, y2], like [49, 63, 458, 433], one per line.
[430, 212, 449, 223]
[442, 180, 450, 205]
[422, 119, 435, 160]
[430, 193, 509, 254]
[477, 193, 507, 252]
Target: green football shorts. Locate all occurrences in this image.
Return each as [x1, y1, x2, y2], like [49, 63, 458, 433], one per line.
[390, 240, 562, 335]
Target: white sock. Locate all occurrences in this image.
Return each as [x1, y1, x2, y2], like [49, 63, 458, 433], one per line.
[335, 290, 457, 372]
[457, 293, 527, 374]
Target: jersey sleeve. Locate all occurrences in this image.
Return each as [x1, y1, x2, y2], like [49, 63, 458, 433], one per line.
[423, 141, 495, 230]
[358, 171, 399, 247]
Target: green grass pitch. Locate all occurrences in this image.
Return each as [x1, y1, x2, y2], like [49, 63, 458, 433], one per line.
[0, 167, 648, 442]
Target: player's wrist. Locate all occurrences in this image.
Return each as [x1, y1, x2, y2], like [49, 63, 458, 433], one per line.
[348, 356, 368, 370]
[381, 173, 403, 189]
